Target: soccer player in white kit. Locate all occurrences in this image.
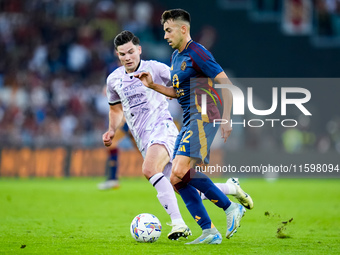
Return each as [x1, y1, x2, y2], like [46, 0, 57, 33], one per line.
[102, 30, 191, 240]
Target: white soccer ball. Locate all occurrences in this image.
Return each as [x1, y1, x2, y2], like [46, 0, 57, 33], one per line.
[130, 213, 162, 243]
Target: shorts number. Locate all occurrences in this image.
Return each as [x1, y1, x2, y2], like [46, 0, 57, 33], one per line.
[182, 130, 193, 143]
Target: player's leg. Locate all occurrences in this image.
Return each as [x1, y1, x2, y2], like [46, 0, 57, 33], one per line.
[200, 178, 254, 210]
[172, 121, 245, 240]
[98, 147, 119, 190]
[170, 155, 222, 244]
[98, 128, 126, 190]
[172, 155, 232, 219]
[107, 148, 119, 181]
[142, 144, 191, 240]
[171, 122, 233, 211]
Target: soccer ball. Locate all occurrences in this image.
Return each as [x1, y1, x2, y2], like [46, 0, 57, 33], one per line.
[130, 213, 162, 243]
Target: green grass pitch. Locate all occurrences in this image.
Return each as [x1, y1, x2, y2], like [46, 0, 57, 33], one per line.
[1, 177, 339, 254]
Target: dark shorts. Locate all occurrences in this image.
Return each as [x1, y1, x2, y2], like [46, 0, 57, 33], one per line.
[173, 119, 219, 164]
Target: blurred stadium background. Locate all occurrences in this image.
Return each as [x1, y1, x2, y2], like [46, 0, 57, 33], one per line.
[0, 0, 339, 178]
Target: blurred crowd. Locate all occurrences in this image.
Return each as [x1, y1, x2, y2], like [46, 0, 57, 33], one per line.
[0, 0, 339, 154]
[0, 0, 169, 147]
[245, 0, 340, 37]
[315, 0, 340, 36]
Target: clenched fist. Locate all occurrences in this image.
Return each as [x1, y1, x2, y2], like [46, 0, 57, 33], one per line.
[102, 130, 115, 147]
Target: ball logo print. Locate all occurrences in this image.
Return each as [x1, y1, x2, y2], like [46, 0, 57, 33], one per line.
[130, 213, 162, 243]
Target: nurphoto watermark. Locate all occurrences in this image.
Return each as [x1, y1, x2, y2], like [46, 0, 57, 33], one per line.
[199, 81, 312, 128]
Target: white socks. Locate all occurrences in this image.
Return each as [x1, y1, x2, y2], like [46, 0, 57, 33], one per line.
[149, 173, 184, 224]
[200, 182, 237, 200]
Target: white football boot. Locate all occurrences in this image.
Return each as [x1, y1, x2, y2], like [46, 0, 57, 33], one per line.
[97, 180, 120, 190]
[225, 202, 246, 239]
[167, 223, 192, 240]
[185, 227, 222, 245]
[227, 177, 254, 210]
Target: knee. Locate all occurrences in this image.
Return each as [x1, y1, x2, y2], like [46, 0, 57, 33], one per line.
[142, 161, 161, 179]
[142, 166, 155, 179]
[171, 158, 189, 179]
[171, 161, 181, 179]
[170, 173, 178, 186]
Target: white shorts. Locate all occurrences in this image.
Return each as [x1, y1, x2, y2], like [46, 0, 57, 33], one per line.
[140, 119, 178, 178]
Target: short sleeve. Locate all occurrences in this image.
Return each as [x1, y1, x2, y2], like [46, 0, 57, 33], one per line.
[159, 63, 171, 85]
[188, 43, 223, 78]
[151, 61, 171, 86]
[106, 78, 121, 105]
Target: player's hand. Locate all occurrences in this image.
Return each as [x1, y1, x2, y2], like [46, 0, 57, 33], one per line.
[102, 130, 115, 147]
[221, 122, 232, 143]
[134, 72, 154, 89]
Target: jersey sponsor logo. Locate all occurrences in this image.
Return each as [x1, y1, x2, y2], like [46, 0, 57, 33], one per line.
[181, 61, 187, 71]
[124, 90, 137, 97]
[172, 74, 179, 88]
[172, 74, 185, 96]
[123, 83, 143, 91]
[127, 93, 144, 101]
[126, 93, 144, 106]
[176, 89, 184, 97]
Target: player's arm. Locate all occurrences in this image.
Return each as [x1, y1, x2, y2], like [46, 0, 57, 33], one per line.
[134, 72, 177, 98]
[103, 103, 124, 147]
[215, 71, 233, 143]
[188, 43, 232, 142]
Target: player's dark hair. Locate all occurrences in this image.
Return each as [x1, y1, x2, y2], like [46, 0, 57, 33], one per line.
[161, 9, 191, 25]
[114, 30, 140, 50]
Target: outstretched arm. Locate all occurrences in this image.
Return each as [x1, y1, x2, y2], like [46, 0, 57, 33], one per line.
[134, 72, 177, 98]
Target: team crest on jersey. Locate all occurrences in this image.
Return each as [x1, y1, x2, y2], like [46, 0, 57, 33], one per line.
[181, 61, 187, 71]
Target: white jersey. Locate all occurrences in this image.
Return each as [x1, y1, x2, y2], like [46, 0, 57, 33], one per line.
[106, 60, 176, 156]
